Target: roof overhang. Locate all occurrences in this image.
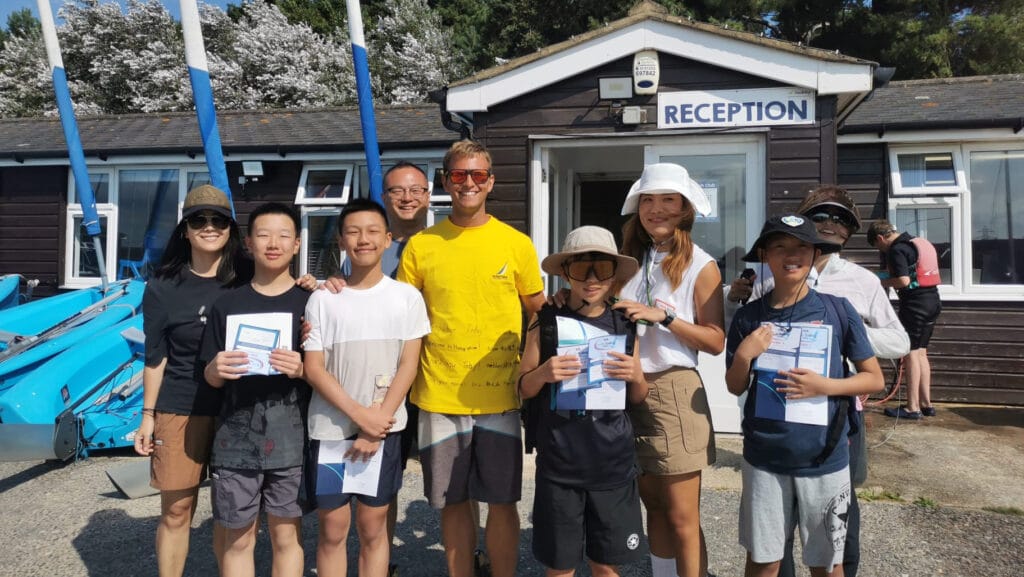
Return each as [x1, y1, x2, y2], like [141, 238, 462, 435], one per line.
[447, 19, 874, 113]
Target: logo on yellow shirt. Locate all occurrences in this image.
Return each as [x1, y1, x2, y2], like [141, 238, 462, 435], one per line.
[493, 262, 509, 280]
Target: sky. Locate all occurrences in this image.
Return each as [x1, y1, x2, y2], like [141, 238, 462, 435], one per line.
[1, 1, 234, 26]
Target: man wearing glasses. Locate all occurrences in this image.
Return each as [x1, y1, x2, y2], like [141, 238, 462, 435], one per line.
[342, 161, 430, 279]
[398, 140, 545, 577]
[729, 185, 909, 577]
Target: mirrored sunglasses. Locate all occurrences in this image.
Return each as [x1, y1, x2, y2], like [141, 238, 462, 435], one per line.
[446, 169, 492, 185]
[563, 258, 617, 282]
[186, 213, 231, 230]
[808, 211, 855, 230]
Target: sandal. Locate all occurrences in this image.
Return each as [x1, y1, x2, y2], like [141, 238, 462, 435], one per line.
[884, 405, 922, 420]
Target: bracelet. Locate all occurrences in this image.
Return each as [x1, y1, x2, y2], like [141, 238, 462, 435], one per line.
[141, 408, 156, 417]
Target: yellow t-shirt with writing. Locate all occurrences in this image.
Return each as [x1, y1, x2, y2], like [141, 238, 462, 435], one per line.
[398, 217, 543, 414]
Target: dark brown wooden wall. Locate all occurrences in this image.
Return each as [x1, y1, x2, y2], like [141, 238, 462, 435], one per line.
[0, 166, 67, 296]
[838, 142, 1024, 406]
[0, 161, 305, 295]
[474, 53, 832, 234]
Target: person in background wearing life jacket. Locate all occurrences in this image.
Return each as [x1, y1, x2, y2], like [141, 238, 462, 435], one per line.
[867, 220, 943, 420]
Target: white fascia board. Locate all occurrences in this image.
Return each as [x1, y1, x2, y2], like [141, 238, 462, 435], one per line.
[447, 20, 872, 112]
[839, 128, 1024, 145]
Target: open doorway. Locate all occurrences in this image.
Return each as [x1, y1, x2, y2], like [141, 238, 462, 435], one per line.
[577, 179, 633, 246]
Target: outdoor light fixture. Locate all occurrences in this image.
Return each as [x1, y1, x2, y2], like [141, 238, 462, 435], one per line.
[599, 77, 634, 100]
[242, 161, 264, 177]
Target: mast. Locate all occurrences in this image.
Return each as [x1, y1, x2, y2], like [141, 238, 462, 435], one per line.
[345, 0, 384, 207]
[37, 0, 108, 290]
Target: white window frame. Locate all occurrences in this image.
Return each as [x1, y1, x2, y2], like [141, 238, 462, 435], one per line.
[889, 144, 968, 196]
[960, 142, 1024, 298]
[885, 141, 1024, 300]
[886, 195, 962, 299]
[63, 166, 206, 288]
[295, 164, 353, 206]
[299, 206, 342, 280]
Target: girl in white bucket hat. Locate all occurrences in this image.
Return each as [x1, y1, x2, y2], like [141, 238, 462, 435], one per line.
[613, 162, 724, 577]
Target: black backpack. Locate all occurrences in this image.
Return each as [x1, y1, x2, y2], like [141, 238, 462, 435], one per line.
[814, 293, 860, 466]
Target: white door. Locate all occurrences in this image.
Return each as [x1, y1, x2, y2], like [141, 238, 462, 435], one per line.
[646, 137, 766, 433]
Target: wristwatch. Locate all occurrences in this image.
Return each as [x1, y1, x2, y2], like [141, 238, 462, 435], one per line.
[659, 310, 676, 327]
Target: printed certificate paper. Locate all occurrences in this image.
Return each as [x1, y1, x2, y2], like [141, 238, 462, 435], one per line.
[553, 316, 627, 411]
[753, 322, 833, 426]
[225, 313, 293, 376]
[316, 439, 384, 497]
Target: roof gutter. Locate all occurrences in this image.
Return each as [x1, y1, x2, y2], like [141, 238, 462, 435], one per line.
[429, 87, 472, 141]
[839, 117, 1024, 137]
[836, 66, 891, 126]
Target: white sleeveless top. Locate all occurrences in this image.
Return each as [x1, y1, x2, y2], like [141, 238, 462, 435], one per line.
[620, 244, 715, 373]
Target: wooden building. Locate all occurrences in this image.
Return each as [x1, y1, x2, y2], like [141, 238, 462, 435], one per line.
[0, 2, 1021, 418]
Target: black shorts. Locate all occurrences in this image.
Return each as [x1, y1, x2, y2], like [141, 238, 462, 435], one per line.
[898, 290, 942, 349]
[531, 475, 646, 570]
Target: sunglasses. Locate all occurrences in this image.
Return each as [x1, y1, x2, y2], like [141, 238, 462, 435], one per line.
[186, 213, 231, 230]
[808, 211, 855, 230]
[445, 169, 492, 185]
[563, 258, 617, 282]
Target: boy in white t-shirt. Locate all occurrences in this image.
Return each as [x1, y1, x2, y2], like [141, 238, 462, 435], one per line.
[303, 198, 430, 577]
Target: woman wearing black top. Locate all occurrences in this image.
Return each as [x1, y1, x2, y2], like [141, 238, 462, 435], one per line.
[134, 186, 317, 576]
[133, 185, 246, 576]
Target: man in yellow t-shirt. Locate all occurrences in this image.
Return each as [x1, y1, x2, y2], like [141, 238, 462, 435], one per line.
[398, 140, 544, 577]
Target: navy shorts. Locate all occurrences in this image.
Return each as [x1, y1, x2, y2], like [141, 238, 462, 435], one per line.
[307, 433, 403, 509]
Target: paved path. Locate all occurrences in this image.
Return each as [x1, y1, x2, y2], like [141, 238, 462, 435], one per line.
[0, 404, 1021, 576]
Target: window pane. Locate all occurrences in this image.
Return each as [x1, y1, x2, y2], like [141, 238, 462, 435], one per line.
[898, 153, 956, 188]
[187, 171, 211, 190]
[970, 150, 1024, 285]
[118, 169, 181, 278]
[307, 213, 341, 279]
[73, 214, 108, 277]
[303, 170, 348, 200]
[89, 173, 110, 204]
[892, 207, 952, 284]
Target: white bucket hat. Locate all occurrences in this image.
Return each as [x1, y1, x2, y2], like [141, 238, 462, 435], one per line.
[541, 226, 639, 282]
[620, 163, 711, 216]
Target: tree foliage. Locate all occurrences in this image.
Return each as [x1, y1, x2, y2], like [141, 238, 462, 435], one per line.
[0, 0, 1022, 118]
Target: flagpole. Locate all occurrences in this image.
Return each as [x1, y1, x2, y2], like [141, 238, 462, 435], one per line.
[345, 0, 384, 207]
[37, 0, 108, 290]
[179, 0, 233, 215]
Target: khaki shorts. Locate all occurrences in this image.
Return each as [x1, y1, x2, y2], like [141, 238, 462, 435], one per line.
[629, 367, 716, 475]
[150, 413, 216, 491]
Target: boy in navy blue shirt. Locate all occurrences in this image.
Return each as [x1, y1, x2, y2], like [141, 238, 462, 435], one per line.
[726, 215, 883, 577]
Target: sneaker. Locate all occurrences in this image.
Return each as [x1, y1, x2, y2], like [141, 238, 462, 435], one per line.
[884, 405, 922, 420]
[921, 406, 937, 417]
[474, 549, 491, 577]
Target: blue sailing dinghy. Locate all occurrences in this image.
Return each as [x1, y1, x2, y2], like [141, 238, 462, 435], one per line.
[0, 279, 144, 394]
[0, 275, 20, 310]
[0, 315, 145, 461]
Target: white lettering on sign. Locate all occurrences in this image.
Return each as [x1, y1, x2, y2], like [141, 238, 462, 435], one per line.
[658, 88, 815, 129]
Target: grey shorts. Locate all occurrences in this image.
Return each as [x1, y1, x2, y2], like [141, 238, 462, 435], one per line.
[211, 466, 304, 529]
[418, 410, 523, 509]
[739, 461, 851, 571]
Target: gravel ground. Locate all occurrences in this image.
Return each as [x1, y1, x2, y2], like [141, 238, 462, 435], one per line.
[2, 430, 1022, 577]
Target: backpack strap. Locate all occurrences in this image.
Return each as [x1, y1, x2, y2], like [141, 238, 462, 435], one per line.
[522, 304, 558, 454]
[813, 293, 857, 466]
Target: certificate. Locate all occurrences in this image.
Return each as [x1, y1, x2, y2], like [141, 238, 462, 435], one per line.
[316, 439, 384, 497]
[225, 313, 293, 376]
[753, 322, 832, 426]
[552, 316, 628, 410]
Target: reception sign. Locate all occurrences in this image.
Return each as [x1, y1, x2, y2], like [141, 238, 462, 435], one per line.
[658, 87, 815, 129]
